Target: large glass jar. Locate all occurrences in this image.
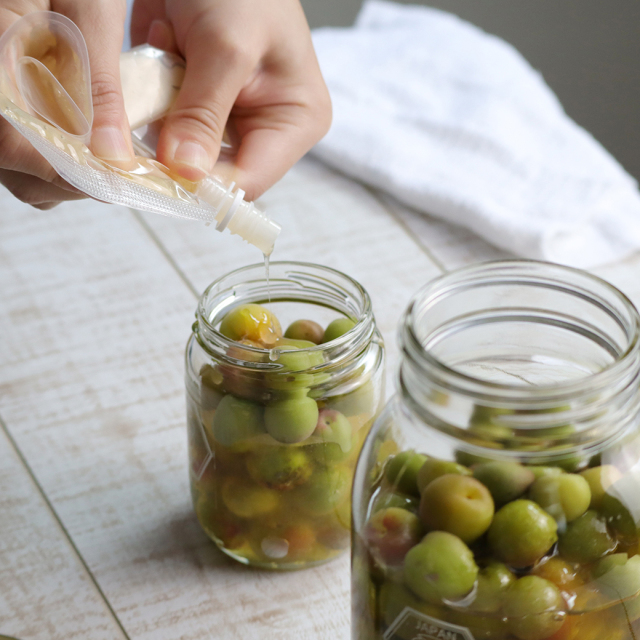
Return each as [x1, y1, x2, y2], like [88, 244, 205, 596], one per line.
[186, 262, 385, 570]
[352, 261, 640, 640]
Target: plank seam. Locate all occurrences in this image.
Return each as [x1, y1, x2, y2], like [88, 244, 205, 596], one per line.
[363, 186, 448, 273]
[0, 413, 132, 640]
[129, 209, 201, 299]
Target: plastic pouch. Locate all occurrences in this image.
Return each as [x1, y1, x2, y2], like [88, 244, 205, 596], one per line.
[0, 11, 280, 255]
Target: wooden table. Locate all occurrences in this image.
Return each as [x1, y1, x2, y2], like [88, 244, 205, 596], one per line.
[1, 156, 639, 640]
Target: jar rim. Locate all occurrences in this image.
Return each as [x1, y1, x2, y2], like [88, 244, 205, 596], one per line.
[402, 260, 640, 401]
[194, 261, 376, 372]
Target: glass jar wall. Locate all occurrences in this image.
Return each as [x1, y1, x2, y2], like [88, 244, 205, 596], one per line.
[186, 262, 384, 570]
[352, 261, 640, 640]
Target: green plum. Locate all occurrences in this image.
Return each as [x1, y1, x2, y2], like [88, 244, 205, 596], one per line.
[594, 554, 640, 610]
[313, 409, 352, 452]
[580, 465, 622, 509]
[420, 474, 495, 543]
[365, 507, 423, 566]
[284, 319, 324, 344]
[211, 394, 265, 448]
[297, 465, 351, 516]
[472, 461, 535, 506]
[601, 492, 639, 545]
[221, 477, 279, 518]
[373, 491, 420, 514]
[558, 510, 616, 563]
[488, 500, 558, 568]
[322, 317, 356, 343]
[404, 531, 479, 602]
[246, 446, 312, 490]
[527, 466, 565, 480]
[385, 450, 429, 497]
[593, 553, 629, 578]
[199, 364, 225, 410]
[530, 473, 591, 522]
[219, 303, 282, 346]
[379, 582, 440, 627]
[503, 576, 566, 640]
[417, 458, 471, 494]
[471, 562, 516, 613]
[264, 395, 319, 443]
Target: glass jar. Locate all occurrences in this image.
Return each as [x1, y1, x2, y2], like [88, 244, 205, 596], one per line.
[352, 261, 640, 640]
[186, 262, 385, 570]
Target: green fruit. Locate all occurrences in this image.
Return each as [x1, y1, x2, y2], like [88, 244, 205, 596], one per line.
[530, 473, 591, 522]
[379, 582, 439, 627]
[275, 341, 323, 370]
[246, 447, 312, 490]
[594, 554, 640, 604]
[219, 303, 282, 346]
[322, 317, 356, 343]
[385, 451, 429, 497]
[471, 562, 516, 613]
[211, 394, 265, 447]
[503, 576, 565, 640]
[297, 465, 351, 516]
[420, 474, 494, 543]
[488, 500, 558, 568]
[284, 319, 324, 344]
[558, 510, 616, 563]
[593, 553, 629, 578]
[527, 466, 565, 480]
[373, 491, 420, 514]
[264, 395, 319, 444]
[365, 507, 423, 566]
[403, 531, 479, 602]
[417, 458, 471, 493]
[472, 461, 535, 506]
[313, 409, 352, 452]
[221, 477, 279, 518]
[601, 491, 639, 545]
[305, 440, 351, 466]
[580, 466, 622, 509]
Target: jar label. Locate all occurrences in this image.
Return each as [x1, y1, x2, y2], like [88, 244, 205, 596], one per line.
[384, 607, 475, 640]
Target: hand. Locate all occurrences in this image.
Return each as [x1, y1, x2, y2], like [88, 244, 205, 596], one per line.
[0, 0, 134, 209]
[131, 0, 332, 200]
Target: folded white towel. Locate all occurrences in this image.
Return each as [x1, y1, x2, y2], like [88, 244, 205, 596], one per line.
[311, 0, 640, 268]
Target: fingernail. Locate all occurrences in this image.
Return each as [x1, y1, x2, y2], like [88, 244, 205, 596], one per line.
[171, 140, 211, 180]
[91, 127, 132, 164]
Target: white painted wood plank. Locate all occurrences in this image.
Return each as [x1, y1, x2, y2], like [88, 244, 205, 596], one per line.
[139, 157, 443, 394]
[2, 185, 428, 640]
[0, 423, 127, 640]
[374, 192, 510, 271]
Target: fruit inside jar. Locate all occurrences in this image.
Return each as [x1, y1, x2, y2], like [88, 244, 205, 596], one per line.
[187, 295, 384, 570]
[353, 430, 640, 640]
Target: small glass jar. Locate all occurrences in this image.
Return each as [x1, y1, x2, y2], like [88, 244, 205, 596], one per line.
[186, 262, 385, 570]
[352, 261, 640, 640]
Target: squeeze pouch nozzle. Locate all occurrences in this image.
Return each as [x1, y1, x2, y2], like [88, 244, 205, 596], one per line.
[0, 11, 281, 256]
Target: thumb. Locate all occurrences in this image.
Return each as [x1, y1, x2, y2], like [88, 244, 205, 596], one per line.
[156, 21, 257, 181]
[58, 0, 134, 168]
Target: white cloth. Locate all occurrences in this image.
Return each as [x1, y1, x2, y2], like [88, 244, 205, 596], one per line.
[311, 0, 640, 268]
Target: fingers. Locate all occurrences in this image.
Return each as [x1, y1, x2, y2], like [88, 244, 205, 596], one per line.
[156, 17, 259, 181]
[54, 0, 134, 168]
[0, 118, 80, 190]
[130, 0, 166, 48]
[146, 19, 179, 54]
[0, 168, 86, 209]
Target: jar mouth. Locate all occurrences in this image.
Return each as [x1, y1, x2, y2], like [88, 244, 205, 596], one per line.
[194, 261, 376, 372]
[402, 260, 640, 402]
